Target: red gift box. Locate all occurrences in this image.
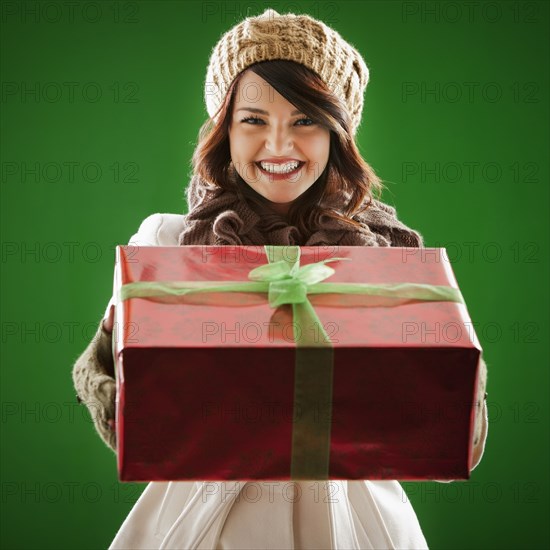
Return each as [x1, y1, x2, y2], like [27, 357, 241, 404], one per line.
[112, 245, 482, 482]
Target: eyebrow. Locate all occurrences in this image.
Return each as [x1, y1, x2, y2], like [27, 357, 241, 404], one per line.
[235, 107, 302, 116]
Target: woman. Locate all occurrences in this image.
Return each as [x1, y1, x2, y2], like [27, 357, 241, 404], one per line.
[73, 9, 488, 549]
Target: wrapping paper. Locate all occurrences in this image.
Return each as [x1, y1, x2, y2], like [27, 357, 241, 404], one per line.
[113, 245, 482, 482]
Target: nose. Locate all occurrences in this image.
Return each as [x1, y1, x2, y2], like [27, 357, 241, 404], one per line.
[265, 123, 294, 155]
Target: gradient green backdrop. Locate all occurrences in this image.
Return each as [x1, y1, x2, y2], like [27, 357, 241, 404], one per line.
[2, 1, 548, 548]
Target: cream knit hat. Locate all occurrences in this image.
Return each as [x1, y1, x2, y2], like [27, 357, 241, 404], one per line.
[204, 8, 370, 135]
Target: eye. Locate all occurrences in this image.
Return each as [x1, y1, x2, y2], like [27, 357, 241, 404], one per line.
[239, 116, 316, 126]
[240, 116, 264, 125]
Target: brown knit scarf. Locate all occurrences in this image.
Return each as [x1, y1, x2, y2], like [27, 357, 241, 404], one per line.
[178, 172, 424, 248]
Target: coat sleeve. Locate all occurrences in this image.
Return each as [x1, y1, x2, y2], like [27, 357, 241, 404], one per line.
[71, 213, 186, 452]
[128, 213, 187, 246]
[72, 318, 117, 452]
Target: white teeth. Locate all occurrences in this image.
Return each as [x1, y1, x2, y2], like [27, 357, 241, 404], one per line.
[259, 161, 300, 174]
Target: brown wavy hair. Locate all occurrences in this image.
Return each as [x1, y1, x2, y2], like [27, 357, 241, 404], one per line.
[190, 59, 384, 237]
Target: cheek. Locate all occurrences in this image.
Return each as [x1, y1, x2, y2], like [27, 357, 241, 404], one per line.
[229, 132, 255, 158]
[306, 130, 329, 151]
[305, 135, 330, 167]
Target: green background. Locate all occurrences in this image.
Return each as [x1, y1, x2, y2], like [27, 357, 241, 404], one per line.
[1, 0, 548, 548]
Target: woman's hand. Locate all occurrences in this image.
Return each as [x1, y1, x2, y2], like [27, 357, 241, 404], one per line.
[102, 300, 115, 334]
[470, 356, 489, 471]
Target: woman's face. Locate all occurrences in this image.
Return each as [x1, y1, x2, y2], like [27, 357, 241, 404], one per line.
[228, 70, 330, 216]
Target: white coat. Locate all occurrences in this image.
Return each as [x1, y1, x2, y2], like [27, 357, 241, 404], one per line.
[108, 213, 487, 550]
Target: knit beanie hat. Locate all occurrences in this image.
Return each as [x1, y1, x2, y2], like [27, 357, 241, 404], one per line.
[204, 8, 370, 135]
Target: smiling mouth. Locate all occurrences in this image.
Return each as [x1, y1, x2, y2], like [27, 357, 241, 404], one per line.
[255, 162, 305, 177]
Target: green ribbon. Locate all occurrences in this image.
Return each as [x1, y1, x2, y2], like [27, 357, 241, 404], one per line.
[118, 245, 465, 479]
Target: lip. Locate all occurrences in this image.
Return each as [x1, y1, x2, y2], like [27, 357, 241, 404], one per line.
[257, 158, 303, 164]
[256, 161, 305, 180]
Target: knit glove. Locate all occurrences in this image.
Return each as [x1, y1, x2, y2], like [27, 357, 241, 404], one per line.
[72, 301, 117, 453]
